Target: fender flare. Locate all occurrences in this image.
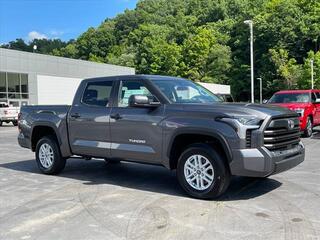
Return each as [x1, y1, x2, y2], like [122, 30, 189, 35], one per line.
[167, 127, 233, 165]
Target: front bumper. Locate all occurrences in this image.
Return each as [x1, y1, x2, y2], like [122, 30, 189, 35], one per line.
[230, 142, 305, 177]
[1, 116, 18, 121]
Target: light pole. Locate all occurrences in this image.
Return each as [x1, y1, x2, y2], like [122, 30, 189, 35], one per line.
[244, 20, 254, 103]
[33, 45, 37, 53]
[257, 77, 262, 104]
[311, 59, 314, 89]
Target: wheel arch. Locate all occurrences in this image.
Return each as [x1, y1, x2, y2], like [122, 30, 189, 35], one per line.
[31, 123, 61, 152]
[167, 129, 232, 170]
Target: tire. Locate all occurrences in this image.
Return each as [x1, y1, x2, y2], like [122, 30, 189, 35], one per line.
[35, 135, 66, 174]
[303, 117, 313, 137]
[177, 143, 231, 200]
[12, 121, 18, 126]
[0, 121, 2, 126]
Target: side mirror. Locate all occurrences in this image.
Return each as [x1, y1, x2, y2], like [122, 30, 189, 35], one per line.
[128, 95, 160, 108]
[315, 98, 320, 103]
[262, 99, 268, 104]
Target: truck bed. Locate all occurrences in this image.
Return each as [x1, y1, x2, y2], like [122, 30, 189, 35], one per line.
[18, 105, 72, 156]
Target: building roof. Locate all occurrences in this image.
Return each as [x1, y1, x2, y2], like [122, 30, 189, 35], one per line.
[0, 48, 135, 79]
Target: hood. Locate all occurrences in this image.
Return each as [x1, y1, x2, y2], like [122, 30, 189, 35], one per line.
[270, 102, 311, 110]
[170, 102, 297, 120]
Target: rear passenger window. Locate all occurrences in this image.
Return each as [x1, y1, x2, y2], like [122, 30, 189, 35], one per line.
[82, 81, 113, 107]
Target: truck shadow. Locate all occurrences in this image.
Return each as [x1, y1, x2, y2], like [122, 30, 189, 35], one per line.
[0, 158, 281, 201]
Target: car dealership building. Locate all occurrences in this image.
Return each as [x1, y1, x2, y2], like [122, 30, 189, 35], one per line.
[0, 48, 135, 106]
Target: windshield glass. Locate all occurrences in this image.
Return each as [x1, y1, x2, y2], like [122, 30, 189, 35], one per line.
[152, 78, 221, 103]
[269, 93, 310, 103]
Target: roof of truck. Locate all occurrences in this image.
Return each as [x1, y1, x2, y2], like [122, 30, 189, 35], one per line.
[275, 89, 320, 94]
[83, 74, 184, 82]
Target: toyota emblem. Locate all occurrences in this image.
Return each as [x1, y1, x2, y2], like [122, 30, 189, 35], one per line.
[288, 119, 295, 129]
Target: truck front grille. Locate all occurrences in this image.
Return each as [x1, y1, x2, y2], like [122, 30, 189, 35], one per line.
[264, 117, 301, 151]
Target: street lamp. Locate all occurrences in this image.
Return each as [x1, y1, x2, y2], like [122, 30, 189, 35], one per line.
[33, 45, 37, 53]
[257, 77, 262, 104]
[244, 20, 254, 103]
[311, 59, 314, 89]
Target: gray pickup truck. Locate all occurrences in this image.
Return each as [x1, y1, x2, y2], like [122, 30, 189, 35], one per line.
[18, 75, 305, 199]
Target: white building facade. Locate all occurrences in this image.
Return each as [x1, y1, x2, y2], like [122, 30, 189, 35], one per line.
[0, 48, 135, 106]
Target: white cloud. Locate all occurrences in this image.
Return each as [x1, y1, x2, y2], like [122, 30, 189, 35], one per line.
[28, 31, 48, 41]
[49, 30, 64, 37]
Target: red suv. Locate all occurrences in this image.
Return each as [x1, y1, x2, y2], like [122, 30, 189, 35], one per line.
[268, 90, 320, 137]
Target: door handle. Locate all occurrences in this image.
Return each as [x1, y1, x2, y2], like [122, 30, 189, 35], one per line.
[70, 113, 81, 119]
[110, 113, 122, 120]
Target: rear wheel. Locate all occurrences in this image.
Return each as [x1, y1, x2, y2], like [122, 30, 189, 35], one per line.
[0, 121, 2, 126]
[36, 135, 66, 174]
[177, 143, 230, 200]
[12, 120, 18, 126]
[303, 117, 313, 137]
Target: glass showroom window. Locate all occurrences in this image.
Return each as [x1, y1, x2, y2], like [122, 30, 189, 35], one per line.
[0, 71, 29, 103]
[0, 72, 6, 101]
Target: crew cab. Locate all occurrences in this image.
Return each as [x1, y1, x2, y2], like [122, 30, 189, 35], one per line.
[268, 90, 320, 137]
[18, 75, 305, 199]
[0, 102, 19, 126]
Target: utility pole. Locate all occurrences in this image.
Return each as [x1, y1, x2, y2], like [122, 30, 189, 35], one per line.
[311, 59, 314, 89]
[244, 20, 254, 103]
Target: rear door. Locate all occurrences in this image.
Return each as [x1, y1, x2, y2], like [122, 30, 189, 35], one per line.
[68, 80, 115, 158]
[109, 79, 164, 163]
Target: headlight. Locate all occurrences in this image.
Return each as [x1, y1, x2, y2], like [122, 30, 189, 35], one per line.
[219, 116, 262, 127]
[218, 116, 263, 139]
[293, 108, 304, 117]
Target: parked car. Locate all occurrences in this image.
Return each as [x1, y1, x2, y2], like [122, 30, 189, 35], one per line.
[18, 75, 305, 199]
[216, 93, 234, 102]
[0, 102, 20, 126]
[268, 90, 320, 137]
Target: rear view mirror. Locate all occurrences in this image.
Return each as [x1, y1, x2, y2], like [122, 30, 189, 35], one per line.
[262, 99, 268, 104]
[128, 95, 160, 108]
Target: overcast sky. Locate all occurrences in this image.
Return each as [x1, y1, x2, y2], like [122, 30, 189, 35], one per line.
[0, 0, 138, 44]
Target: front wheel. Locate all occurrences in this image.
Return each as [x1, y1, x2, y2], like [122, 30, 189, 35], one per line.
[177, 143, 230, 200]
[0, 121, 2, 126]
[36, 135, 66, 174]
[303, 117, 313, 137]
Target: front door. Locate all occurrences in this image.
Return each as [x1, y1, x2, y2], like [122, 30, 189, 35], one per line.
[68, 80, 115, 158]
[314, 92, 320, 125]
[109, 79, 164, 163]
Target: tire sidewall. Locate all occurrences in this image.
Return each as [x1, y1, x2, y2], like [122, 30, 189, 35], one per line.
[36, 136, 63, 174]
[177, 144, 229, 199]
[304, 117, 312, 137]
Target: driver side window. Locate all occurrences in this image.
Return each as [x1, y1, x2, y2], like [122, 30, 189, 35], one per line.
[118, 80, 157, 107]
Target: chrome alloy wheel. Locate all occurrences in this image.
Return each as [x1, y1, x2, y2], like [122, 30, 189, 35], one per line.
[39, 143, 54, 168]
[184, 154, 214, 191]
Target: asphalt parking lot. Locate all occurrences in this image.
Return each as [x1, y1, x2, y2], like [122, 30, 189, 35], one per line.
[1, 125, 320, 240]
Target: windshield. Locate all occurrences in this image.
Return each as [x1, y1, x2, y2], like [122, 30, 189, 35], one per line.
[152, 78, 221, 104]
[269, 93, 310, 103]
